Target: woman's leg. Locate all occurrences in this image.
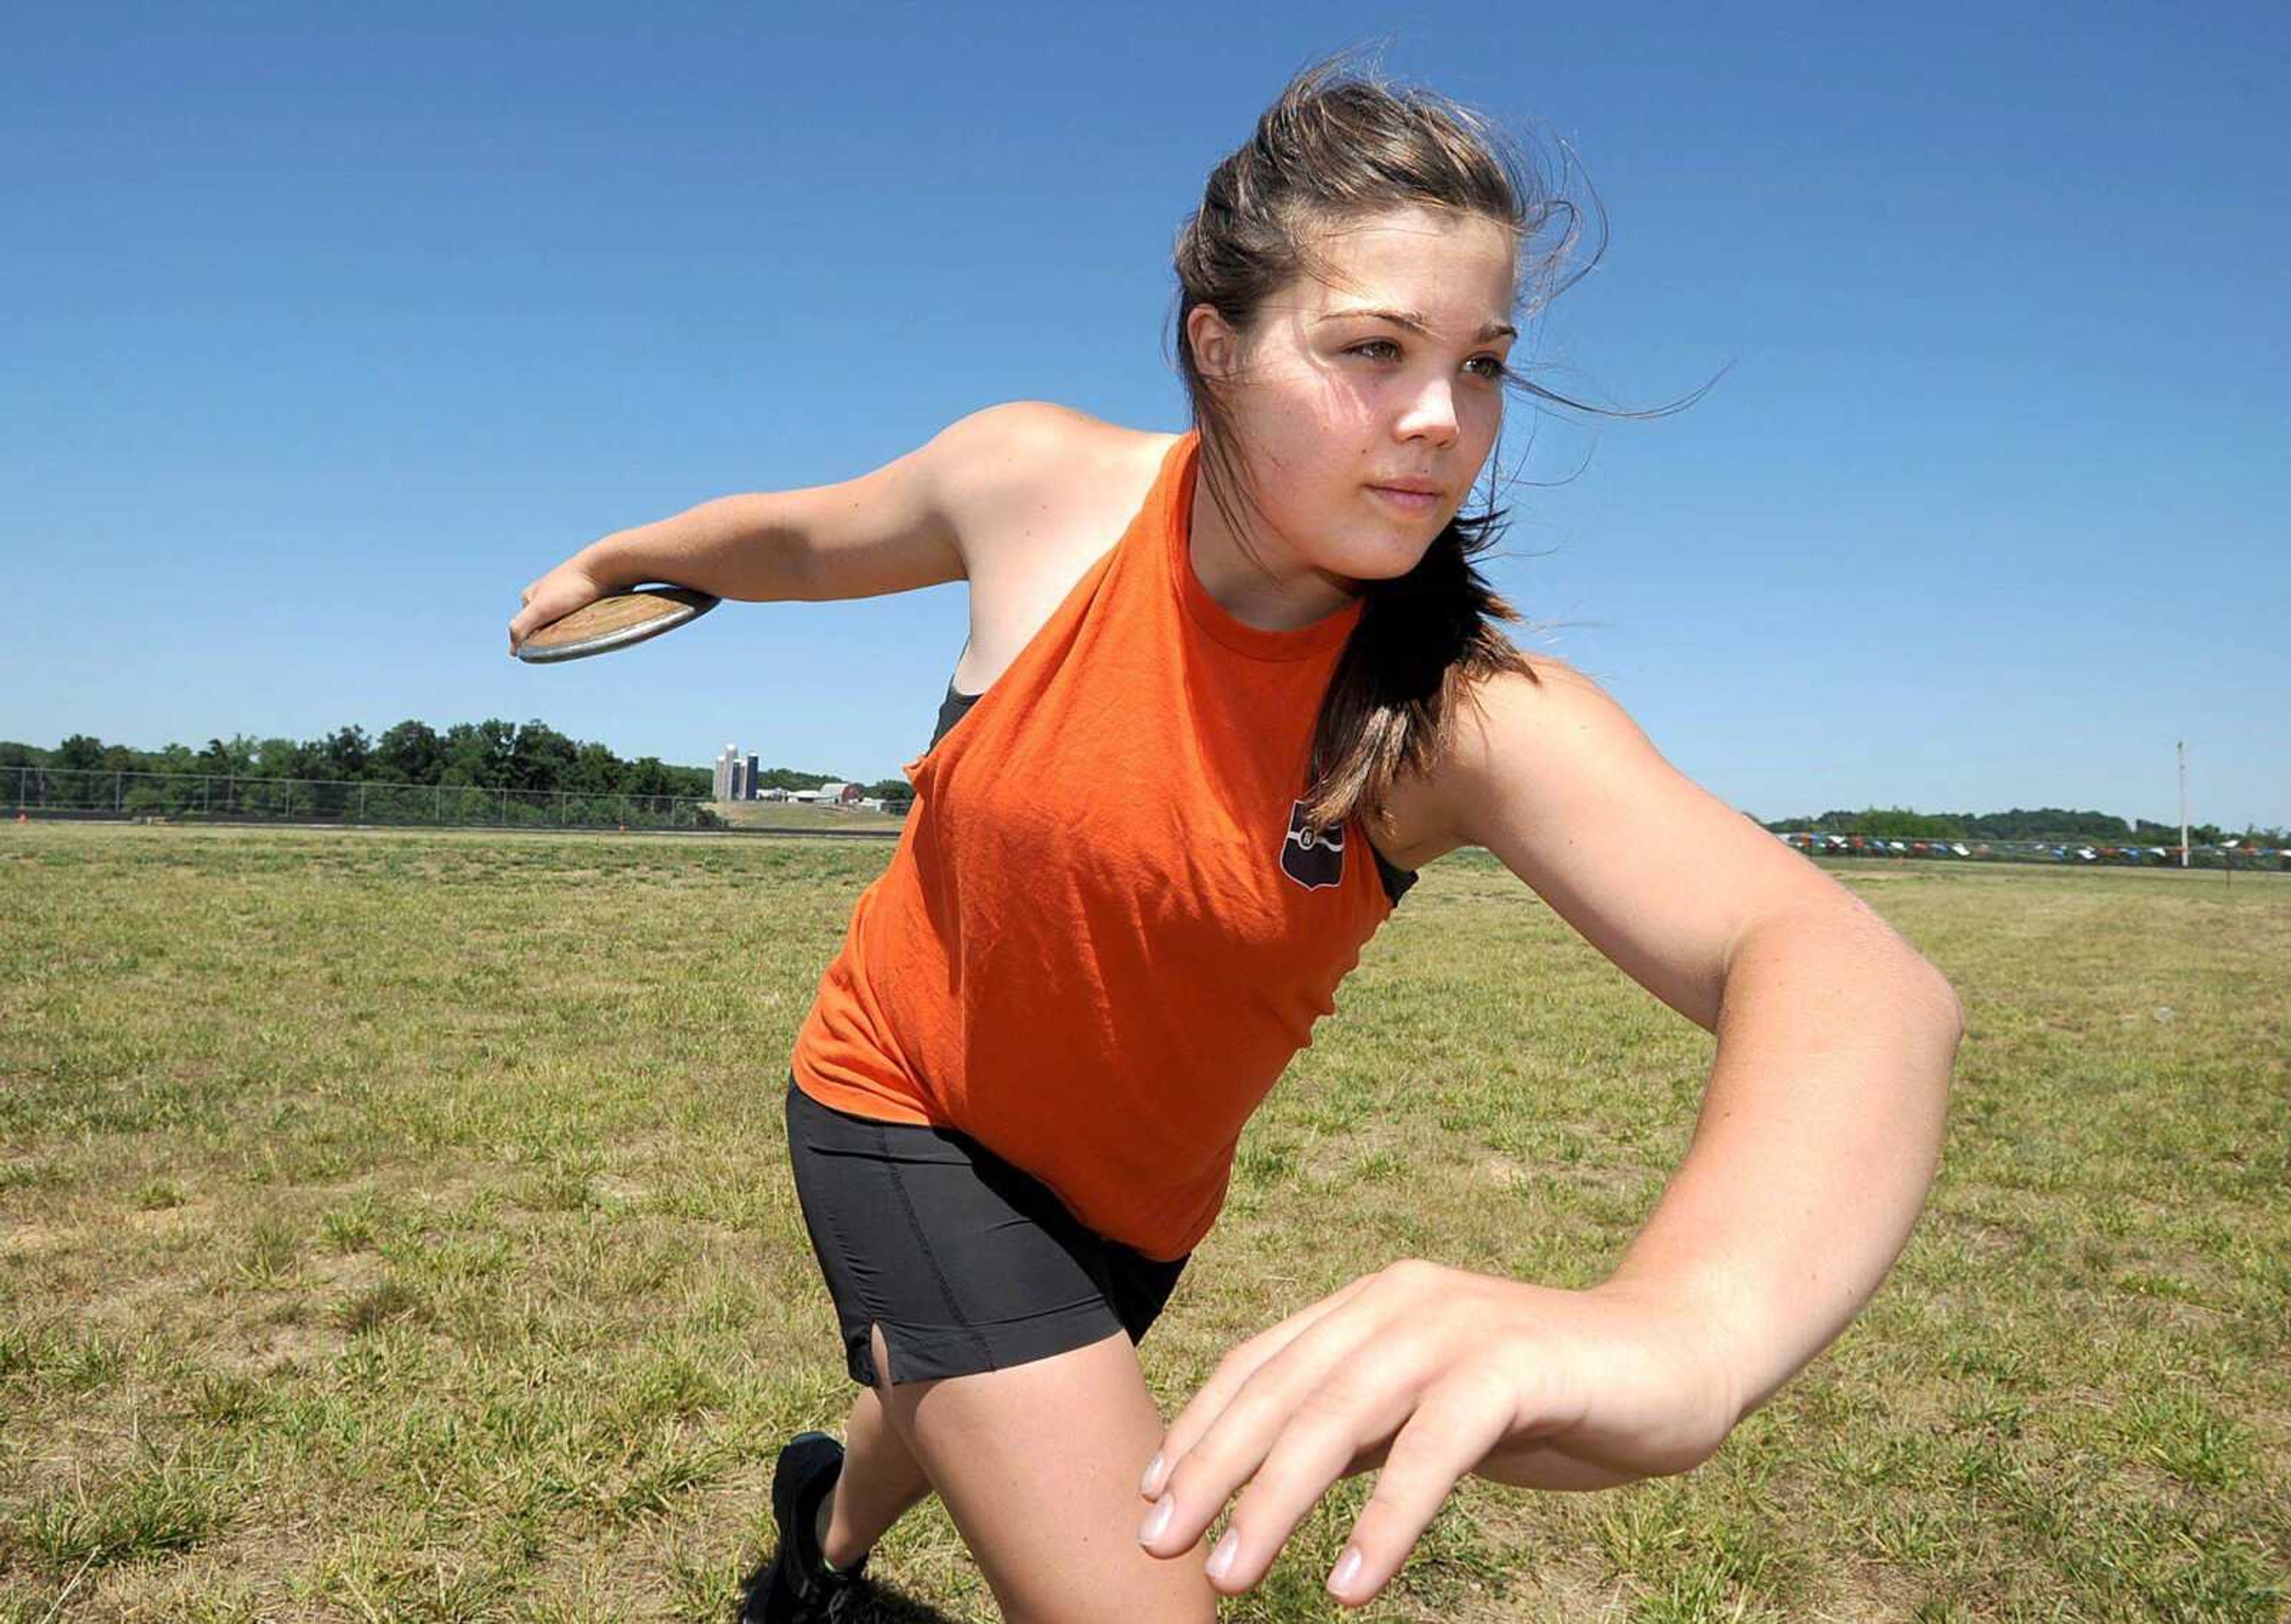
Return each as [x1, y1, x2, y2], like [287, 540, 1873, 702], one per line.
[871, 1322, 1217, 1623]
[781, 1073, 1203, 1608]
[819, 1343, 934, 1570]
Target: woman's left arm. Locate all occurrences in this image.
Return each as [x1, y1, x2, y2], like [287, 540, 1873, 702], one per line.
[1137, 662, 1963, 1605]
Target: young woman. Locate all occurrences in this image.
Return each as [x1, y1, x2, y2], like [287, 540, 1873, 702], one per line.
[510, 57, 1960, 1623]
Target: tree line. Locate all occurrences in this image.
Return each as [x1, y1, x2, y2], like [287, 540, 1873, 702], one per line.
[10, 733, 2272, 843]
[1, 723, 912, 806]
[1763, 805, 2284, 848]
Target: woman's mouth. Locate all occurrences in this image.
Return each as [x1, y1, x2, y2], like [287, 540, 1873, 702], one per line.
[1367, 485, 1441, 515]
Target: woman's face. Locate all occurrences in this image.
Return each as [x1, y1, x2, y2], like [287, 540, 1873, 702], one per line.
[1189, 205, 1518, 610]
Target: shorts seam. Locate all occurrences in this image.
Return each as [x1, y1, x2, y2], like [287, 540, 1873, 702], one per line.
[874, 1118, 998, 1377]
[786, 1083, 888, 1386]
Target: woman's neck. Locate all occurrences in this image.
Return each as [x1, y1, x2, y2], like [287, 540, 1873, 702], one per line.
[1185, 467, 1360, 632]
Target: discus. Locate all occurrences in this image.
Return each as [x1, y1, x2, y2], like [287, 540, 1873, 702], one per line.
[513, 586, 720, 663]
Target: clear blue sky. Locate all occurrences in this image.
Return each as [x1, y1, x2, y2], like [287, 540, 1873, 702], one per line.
[6, 3, 2283, 829]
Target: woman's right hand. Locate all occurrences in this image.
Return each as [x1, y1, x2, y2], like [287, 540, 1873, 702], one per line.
[508, 555, 617, 656]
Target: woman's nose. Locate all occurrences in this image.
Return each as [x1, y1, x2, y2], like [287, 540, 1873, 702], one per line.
[1394, 374, 1460, 445]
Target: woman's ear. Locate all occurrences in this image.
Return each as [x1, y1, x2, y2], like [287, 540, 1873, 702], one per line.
[1186, 303, 1243, 381]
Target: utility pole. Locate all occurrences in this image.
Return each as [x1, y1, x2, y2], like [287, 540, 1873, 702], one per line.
[2178, 740, 2189, 869]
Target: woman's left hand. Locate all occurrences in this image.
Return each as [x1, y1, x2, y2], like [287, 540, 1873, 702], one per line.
[1135, 1258, 1741, 1607]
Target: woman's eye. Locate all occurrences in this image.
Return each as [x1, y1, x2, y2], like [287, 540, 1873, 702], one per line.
[1349, 339, 1509, 382]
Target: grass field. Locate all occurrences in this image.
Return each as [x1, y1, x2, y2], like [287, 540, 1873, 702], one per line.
[2, 824, 2284, 1622]
[710, 804, 906, 834]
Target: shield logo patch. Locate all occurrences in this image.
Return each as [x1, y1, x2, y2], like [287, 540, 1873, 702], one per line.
[1280, 798, 1346, 890]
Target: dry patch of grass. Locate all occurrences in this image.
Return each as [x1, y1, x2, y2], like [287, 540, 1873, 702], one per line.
[714, 802, 905, 833]
[2, 825, 2286, 1620]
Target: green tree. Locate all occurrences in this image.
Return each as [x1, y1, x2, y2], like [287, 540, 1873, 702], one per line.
[624, 755, 674, 798]
[1852, 807, 1965, 839]
[372, 721, 444, 785]
[314, 725, 370, 782]
[55, 734, 106, 772]
[0, 742, 36, 805]
[248, 737, 305, 778]
[569, 741, 620, 795]
[508, 720, 578, 793]
[197, 736, 260, 777]
[755, 766, 835, 792]
[442, 721, 516, 788]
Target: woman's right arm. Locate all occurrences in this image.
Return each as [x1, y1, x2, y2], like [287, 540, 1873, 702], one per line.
[508, 400, 1063, 653]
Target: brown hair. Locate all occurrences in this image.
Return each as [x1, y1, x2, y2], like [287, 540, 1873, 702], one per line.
[1170, 51, 1626, 837]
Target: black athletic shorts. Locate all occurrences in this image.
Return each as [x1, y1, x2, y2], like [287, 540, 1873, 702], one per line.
[784, 1072, 1192, 1388]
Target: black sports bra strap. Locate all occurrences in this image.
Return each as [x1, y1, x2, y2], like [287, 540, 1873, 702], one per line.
[928, 678, 981, 754]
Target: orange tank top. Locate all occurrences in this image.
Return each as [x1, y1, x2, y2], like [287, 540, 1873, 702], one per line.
[789, 428, 1415, 1260]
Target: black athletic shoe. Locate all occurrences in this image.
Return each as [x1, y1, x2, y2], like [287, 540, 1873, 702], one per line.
[737, 1431, 872, 1622]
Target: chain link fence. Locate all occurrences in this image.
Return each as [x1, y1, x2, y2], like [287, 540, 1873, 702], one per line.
[8, 767, 733, 833]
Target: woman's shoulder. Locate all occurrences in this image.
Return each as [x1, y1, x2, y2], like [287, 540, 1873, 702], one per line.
[1438, 656, 1632, 785]
[931, 402, 1180, 578]
[933, 402, 1176, 508]
[1375, 653, 1610, 866]
[952, 400, 1176, 459]
[958, 400, 1174, 452]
